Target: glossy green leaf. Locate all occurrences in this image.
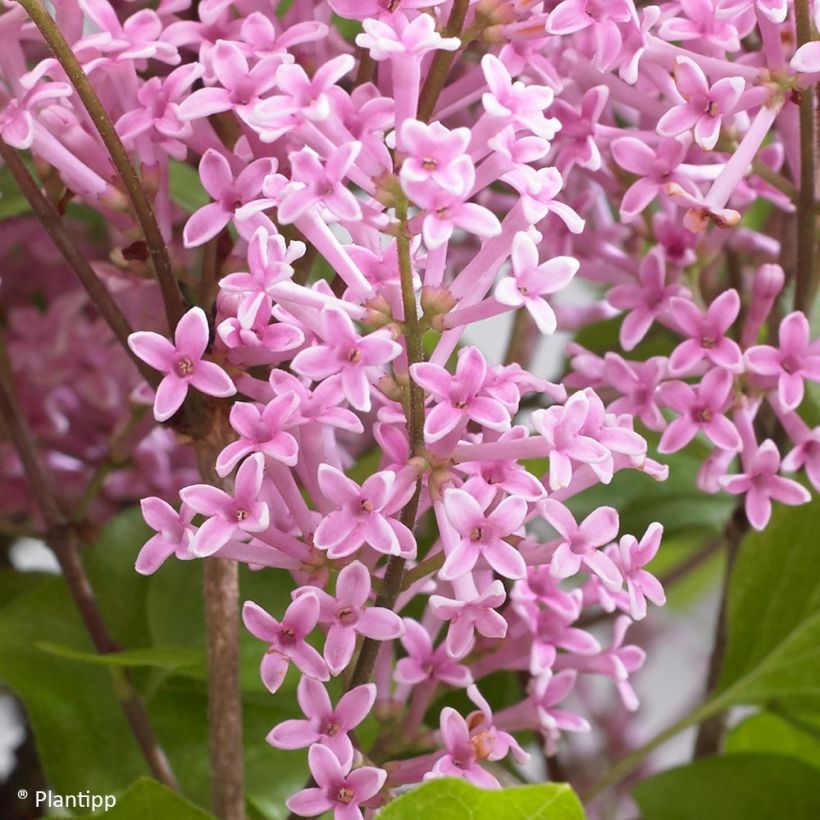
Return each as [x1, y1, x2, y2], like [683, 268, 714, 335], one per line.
[716, 500, 820, 709]
[633, 754, 820, 820]
[35, 641, 205, 673]
[726, 710, 820, 773]
[378, 779, 584, 820]
[75, 777, 213, 819]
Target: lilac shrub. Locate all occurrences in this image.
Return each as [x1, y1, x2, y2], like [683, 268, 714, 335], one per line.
[0, 0, 818, 818]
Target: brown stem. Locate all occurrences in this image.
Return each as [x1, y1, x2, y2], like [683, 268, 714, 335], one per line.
[0, 140, 159, 388]
[17, 0, 186, 331]
[692, 505, 749, 758]
[417, 0, 471, 122]
[794, 0, 818, 313]
[196, 448, 245, 820]
[0, 343, 177, 790]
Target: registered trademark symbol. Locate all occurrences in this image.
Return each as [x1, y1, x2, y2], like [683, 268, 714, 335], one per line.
[17, 789, 28, 800]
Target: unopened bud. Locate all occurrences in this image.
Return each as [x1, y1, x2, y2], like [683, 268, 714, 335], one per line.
[752, 263, 785, 299]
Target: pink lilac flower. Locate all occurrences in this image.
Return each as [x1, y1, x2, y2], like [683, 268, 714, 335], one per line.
[181, 453, 269, 556]
[410, 347, 510, 443]
[429, 580, 508, 658]
[501, 166, 584, 232]
[243, 594, 329, 693]
[291, 306, 402, 412]
[135, 497, 195, 575]
[610, 135, 694, 222]
[533, 670, 590, 754]
[531, 392, 610, 490]
[607, 248, 689, 351]
[176, 39, 280, 126]
[128, 306, 236, 422]
[668, 290, 743, 375]
[356, 13, 460, 61]
[267, 677, 375, 762]
[608, 523, 666, 620]
[399, 120, 471, 193]
[286, 743, 386, 820]
[720, 439, 811, 530]
[403, 160, 501, 249]
[215, 395, 300, 477]
[427, 707, 500, 789]
[395, 619, 473, 688]
[658, 57, 744, 150]
[604, 355, 668, 432]
[541, 500, 622, 587]
[746, 312, 820, 411]
[305, 560, 404, 674]
[313, 466, 416, 559]
[278, 143, 364, 224]
[219, 229, 304, 297]
[183, 151, 274, 247]
[439, 488, 528, 581]
[659, 368, 742, 453]
[494, 232, 579, 335]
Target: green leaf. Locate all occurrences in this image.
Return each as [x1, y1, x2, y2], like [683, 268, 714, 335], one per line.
[168, 161, 209, 214]
[0, 569, 147, 795]
[75, 777, 213, 819]
[378, 779, 584, 820]
[35, 641, 205, 673]
[633, 754, 820, 820]
[716, 500, 820, 709]
[726, 711, 820, 773]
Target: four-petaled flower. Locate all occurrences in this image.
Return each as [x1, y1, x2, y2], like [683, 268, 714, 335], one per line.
[128, 307, 236, 422]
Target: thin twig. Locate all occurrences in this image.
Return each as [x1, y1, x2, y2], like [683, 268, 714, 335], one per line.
[692, 505, 749, 758]
[17, 0, 186, 331]
[0, 340, 178, 790]
[417, 0, 471, 122]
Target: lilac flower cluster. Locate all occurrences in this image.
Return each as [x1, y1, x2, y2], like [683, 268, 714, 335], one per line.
[1, 0, 818, 815]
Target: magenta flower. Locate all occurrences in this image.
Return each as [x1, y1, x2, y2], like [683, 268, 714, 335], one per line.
[395, 618, 472, 688]
[278, 143, 364, 224]
[746, 312, 820, 411]
[609, 523, 666, 620]
[411, 347, 510, 443]
[313, 466, 416, 559]
[481, 55, 558, 137]
[607, 248, 689, 351]
[427, 707, 499, 789]
[668, 290, 743, 375]
[720, 439, 811, 530]
[531, 391, 610, 491]
[404, 160, 501, 249]
[267, 677, 375, 763]
[291, 307, 401, 412]
[658, 57, 744, 150]
[494, 232, 579, 335]
[356, 13, 459, 60]
[605, 355, 668, 432]
[176, 39, 280, 126]
[286, 743, 385, 820]
[542, 500, 622, 588]
[307, 560, 404, 674]
[219, 229, 305, 298]
[268, 371, 363, 433]
[547, 0, 635, 71]
[429, 580, 508, 659]
[533, 670, 590, 754]
[501, 166, 584, 232]
[611, 135, 694, 222]
[399, 120, 470, 193]
[128, 307, 236, 422]
[181, 453, 270, 557]
[440, 488, 528, 581]
[242, 594, 329, 693]
[135, 497, 194, 575]
[659, 368, 742, 453]
[215, 395, 300, 478]
[183, 151, 274, 247]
